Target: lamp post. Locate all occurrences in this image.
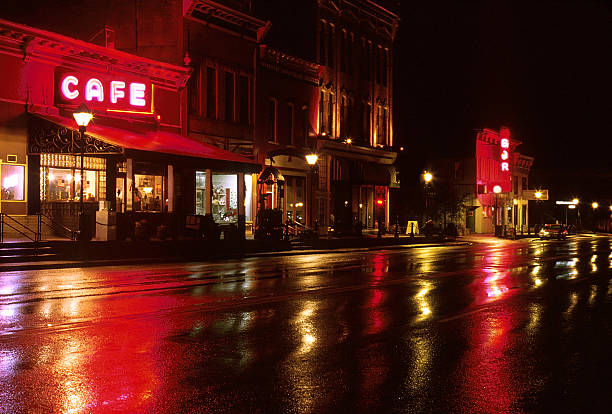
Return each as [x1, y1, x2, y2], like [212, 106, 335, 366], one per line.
[305, 152, 318, 232]
[73, 104, 93, 239]
[423, 171, 433, 219]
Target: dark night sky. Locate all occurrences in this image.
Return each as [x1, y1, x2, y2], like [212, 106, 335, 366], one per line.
[395, 0, 611, 197]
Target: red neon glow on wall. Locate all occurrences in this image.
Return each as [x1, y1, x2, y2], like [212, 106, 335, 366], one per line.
[54, 69, 153, 113]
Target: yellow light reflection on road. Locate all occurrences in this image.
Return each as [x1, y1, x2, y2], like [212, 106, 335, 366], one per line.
[415, 282, 433, 320]
[297, 301, 317, 354]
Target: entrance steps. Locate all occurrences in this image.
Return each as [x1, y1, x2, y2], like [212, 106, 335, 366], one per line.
[1, 215, 76, 241]
[0, 241, 60, 264]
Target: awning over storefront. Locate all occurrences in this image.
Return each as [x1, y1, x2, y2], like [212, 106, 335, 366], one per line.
[29, 110, 257, 166]
[343, 159, 393, 186]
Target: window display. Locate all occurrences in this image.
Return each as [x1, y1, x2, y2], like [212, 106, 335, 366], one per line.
[1, 164, 25, 201]
[212, 173, 237, 222]
[195, 171, 206, 215]
[41, 154, 106, 202]
[134, 174, 164, 212]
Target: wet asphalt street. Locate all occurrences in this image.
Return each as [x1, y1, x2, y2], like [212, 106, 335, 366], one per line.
[2, 235, 612, 413]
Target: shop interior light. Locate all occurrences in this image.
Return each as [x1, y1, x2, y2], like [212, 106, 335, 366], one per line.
[143, 187, 153, 194]
[3, 175, 17, 189]
[66, 174, 73, 183]
[74, 173, 81, 183]
[295, 202, 304, 207]
[48, 172, 55, 181]
[568, 204, 576, 209]
[493, 185, 502, 193]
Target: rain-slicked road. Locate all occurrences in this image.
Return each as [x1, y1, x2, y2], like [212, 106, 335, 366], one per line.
[2, 235, 612, 413]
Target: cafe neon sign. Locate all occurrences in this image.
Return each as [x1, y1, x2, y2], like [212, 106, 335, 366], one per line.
[55, 70, 154, 114]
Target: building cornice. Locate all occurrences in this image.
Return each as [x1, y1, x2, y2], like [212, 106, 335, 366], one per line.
[183, 0, 270, 42]
[319, 0, 400, 41]
[260, 46, 321, 85]
[0, 18, 191, 91]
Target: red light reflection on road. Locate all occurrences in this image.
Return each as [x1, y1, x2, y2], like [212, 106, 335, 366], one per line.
[365, 289, 387, 336]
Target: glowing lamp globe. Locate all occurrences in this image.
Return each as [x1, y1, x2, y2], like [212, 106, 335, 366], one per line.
[493, 185, 502, 194]
[305, 153, 318, 166]
[424, 172, 433, 183]
[73, 103, 93, 132]
[592, 202, 598, 209]
[535, 191, 542, 199]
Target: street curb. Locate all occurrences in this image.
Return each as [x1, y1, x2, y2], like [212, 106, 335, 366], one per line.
[0, 241, 470, 272]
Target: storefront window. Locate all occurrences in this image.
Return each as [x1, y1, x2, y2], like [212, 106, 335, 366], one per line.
[195, 171, 206, 215]
[41, 154, 106, 202]
[1, 164, 25, 201]
[286, 176, 305, 223]
[134, 174, 163, 212]
[48, 168, 74, 201]
[212, 173, 237, 223]
[244, 175, 252, 222]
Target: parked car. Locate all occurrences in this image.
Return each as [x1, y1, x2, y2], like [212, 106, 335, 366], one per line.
[538, 224, 568, 240]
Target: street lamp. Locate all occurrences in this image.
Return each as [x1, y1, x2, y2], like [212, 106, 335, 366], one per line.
[592, 202, 598, 209]
[73, 103, 93, 239]
[423, 171, 433, 219]
[305, 152, 318, 232]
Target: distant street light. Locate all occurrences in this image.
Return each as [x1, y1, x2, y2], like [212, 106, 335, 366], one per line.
[592, 202, 598, 209]
[423, 171, 433, 220]
[535, 191, 542, 200]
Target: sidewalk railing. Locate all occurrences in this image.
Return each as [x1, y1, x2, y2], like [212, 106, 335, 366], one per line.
[37, 213, 78, 241]
[0, 213, 39, 243]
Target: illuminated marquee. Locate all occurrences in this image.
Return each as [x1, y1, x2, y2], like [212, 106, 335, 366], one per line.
[497, 128, 512, 192]
[55, 69, 153, 114]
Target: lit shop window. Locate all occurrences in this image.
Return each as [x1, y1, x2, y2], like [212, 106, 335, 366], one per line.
[41, 154, 106, 202]
[195, 171, 206, 215]
[1, 164, 25, 201]
[286, 177, 305, 223]
[212, 173, 237, 223]
[134, 174, 163, 212]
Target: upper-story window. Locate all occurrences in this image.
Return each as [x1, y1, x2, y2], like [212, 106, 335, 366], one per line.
[328, 24, 335, 68]
[224, 71, 234, 122]
[341, 30, 349, 73]
[382, 48, 388, 87]
[287, 102, 294, 146]
[375, 46, 381, 85]
[363, 100, 371, 145]
[206, 66, 216, 119]
[319, 21, 327, 65]
[302, 105, 309, 147]
[366, 41, 372, 81]
[319, 90, 334, 137]
[268, 97, 277, 143]
[238, 75, 249, 124]
[188, 64, 200, 115]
